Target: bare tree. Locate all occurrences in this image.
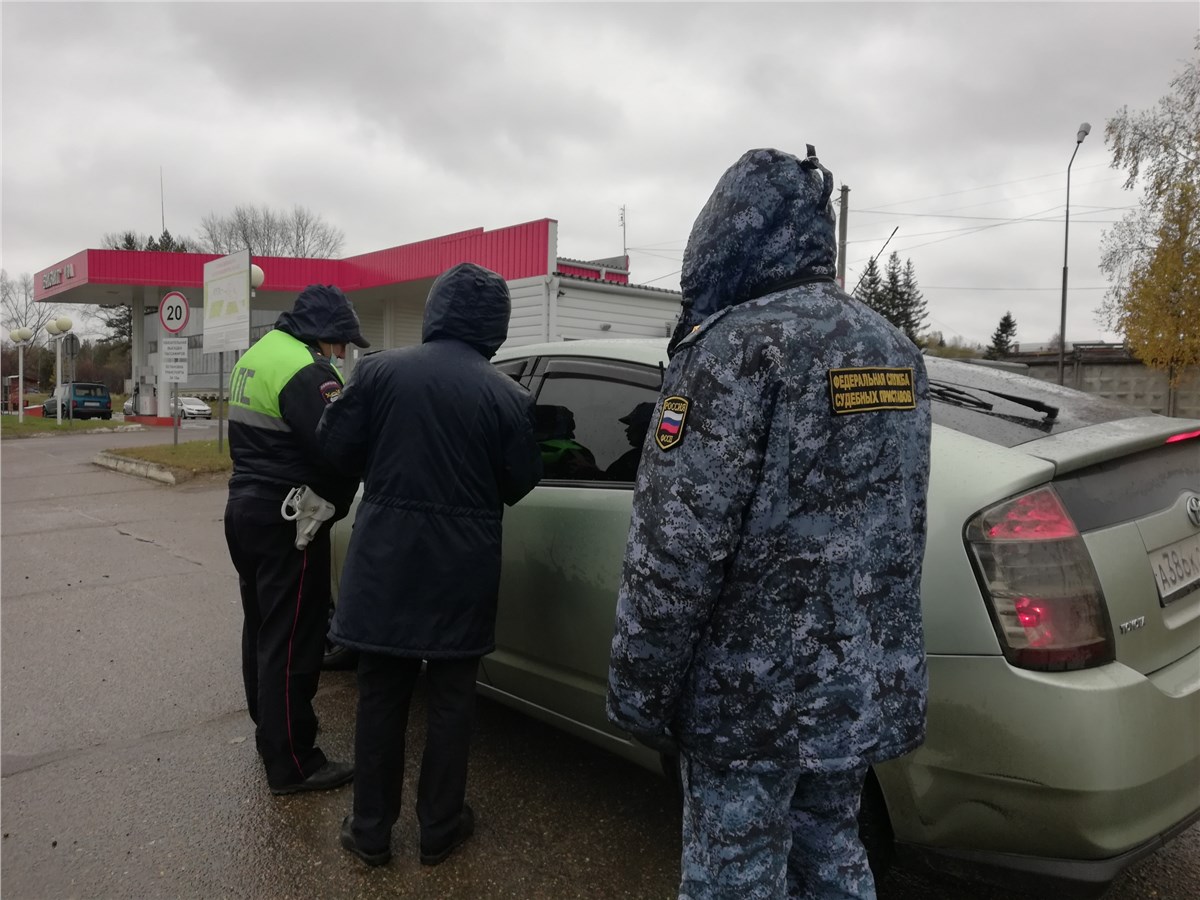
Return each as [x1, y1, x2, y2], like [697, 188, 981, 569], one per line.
[1, 270, 60, 348]
[196, 204, 344, 258]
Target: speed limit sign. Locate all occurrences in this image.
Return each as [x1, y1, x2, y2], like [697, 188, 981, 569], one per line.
[159, 291, 190, 334]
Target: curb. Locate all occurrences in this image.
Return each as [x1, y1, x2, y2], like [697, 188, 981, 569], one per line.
[93, 451, 180, 485]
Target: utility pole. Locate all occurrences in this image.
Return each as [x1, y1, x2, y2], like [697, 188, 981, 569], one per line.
[836, 185, 850, 289]
[619, 205, 627, 259]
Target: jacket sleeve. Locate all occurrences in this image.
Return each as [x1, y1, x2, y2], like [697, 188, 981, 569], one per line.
[606, 339, 774, 740]
[279, 360, 360, 517]
[498, 388, 543, 506]
[314, 360, 372, 483]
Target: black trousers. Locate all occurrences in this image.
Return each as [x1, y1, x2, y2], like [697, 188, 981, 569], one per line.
[350, 653, 479, 854]
[224, 493, 330, 788]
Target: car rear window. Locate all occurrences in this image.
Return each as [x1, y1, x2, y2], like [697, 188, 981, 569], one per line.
[924, 357, 1154, 447]
[73, 384, 108, 397]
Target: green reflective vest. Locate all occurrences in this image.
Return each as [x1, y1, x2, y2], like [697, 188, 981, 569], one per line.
[229, 330, 343, 425]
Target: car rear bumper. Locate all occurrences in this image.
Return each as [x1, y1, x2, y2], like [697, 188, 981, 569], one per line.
[895, 803, 1200, 899]
[878, 650, 1200, 892]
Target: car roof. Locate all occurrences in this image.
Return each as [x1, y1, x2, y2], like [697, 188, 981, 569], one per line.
[494, 338, 668, 368]
[494, 338, 1157, 447]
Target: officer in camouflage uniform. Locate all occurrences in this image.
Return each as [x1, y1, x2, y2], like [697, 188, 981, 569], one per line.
[607, 147, 932, 900]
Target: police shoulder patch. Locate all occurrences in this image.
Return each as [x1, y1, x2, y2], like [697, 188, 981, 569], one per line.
[828, 366, 915, 414]
[655, 396, 690, 450]
[318, 379, 343, 404]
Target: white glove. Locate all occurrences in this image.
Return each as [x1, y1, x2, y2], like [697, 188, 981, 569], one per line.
[281, 485, 336, 550]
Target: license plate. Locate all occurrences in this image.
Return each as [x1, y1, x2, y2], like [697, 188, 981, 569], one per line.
[1150, 531, 1200, 605]
[84, 401, 99, 407]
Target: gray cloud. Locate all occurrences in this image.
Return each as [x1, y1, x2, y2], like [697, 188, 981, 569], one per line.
[3, 1, 1195, 346]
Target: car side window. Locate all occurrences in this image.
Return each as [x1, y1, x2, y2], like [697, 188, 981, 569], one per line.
[494, 358, 529, 384]
[532, 358, 662, 484]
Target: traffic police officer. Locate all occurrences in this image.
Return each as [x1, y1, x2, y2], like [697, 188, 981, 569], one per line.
[607, 148, 933, 899]
[224, 283, 367, 795]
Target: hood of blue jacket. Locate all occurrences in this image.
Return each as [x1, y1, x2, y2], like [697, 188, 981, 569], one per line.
[678, 147, 837, 334]
[421, 262, 511, 358]
[275, 284, 369, 348]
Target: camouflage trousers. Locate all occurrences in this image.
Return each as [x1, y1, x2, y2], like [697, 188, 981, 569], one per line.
[678, 756, 874, 900]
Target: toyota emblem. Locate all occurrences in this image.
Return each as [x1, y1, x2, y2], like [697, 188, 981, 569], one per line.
[1188, 495, 1200, 529]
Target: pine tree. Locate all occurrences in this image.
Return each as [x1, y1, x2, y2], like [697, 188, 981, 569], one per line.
[857, 254, 929, 344]
[900, 259, 928, 342]
[881, 252, 906, 329]
[855, 257, 885, 310]
[985, 312, 1018, 359]
[144, 229, 192, 253]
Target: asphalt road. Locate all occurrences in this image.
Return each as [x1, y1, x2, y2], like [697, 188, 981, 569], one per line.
[1, 423, 1196, 899]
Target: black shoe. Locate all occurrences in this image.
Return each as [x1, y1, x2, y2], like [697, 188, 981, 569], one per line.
[420, 803, 475, 866]
[341, 816, 391, 867]
[270, 760, 354, 796]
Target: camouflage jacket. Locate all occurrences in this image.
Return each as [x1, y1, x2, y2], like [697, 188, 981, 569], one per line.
[607, 148, 932, 772]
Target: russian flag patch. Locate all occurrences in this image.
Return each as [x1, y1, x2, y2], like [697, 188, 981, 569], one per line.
[655, 396, 690, 450]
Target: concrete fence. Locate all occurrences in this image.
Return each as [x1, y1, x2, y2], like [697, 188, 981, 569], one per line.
[1010, 344, 1200, 419]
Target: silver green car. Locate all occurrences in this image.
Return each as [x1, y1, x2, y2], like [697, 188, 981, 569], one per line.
[331, 338, 1200, 896]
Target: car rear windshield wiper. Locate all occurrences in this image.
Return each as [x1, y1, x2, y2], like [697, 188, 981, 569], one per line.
[928, 380, 1059, 422]
[928, 381, 994, 411]
[972, 388, 1059, 422]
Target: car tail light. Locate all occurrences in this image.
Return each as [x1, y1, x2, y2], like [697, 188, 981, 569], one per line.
[966, 486, 1114, 671]
[71, 399, 78, 409]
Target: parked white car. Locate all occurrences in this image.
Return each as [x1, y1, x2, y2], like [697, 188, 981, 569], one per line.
[169, 396, 212, 419]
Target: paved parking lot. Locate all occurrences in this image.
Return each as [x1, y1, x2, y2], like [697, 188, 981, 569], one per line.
[1, 426, 1196, 899]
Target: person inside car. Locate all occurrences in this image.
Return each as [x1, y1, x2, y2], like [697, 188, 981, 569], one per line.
[603, 401, 656, 482]
[535, 404, 603, 480]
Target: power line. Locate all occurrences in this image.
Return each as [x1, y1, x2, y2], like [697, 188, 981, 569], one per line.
[920, 285, 1108, 292]
[845, 219, 1120, 245]
[850, 207, 1129, 223]
[628, 248, 684, 262]
[884, 203, 1065, 254]
[862, 162, 1111, 211]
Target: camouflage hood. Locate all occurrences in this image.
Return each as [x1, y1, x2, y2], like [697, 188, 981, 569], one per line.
[674, 147, 837, 351]
[421, 262, 511, 359]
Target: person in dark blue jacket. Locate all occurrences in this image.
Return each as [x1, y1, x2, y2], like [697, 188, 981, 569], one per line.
[607, 148, 932, 899]
[316, 262, 542, 869]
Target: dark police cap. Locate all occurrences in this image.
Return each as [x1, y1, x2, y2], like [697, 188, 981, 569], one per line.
[619, 401, 655, 426]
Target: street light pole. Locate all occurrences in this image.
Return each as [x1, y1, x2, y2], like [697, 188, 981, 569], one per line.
[1058, 122, 1091, 386]
[45, 316, 74, 425]
[8, 327, 34, 423]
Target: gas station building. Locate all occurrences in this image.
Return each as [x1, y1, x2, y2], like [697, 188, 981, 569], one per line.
[34, 219, 682, 415]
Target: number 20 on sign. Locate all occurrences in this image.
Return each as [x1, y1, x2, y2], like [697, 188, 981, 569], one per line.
[159, 291, 190, 334]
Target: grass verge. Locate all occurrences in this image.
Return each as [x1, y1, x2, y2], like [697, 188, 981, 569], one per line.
[1, 416, 130, 438]
[106, 439, 233, 478]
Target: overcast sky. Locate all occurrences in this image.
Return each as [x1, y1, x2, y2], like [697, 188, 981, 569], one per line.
[3, 1, 1196, 347]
